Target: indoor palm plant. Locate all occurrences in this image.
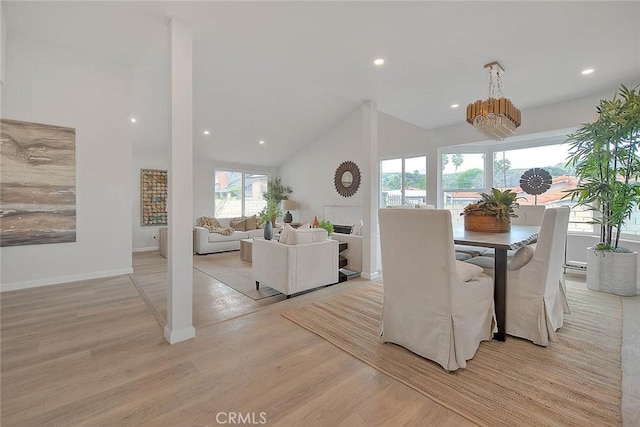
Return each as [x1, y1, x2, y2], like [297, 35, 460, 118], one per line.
[565, 84, 640, 296]
[461, 188, 521, 232]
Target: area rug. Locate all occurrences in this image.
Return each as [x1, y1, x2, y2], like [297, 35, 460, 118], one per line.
[282, 284, 622, 426]
[193, 252, 280, 300]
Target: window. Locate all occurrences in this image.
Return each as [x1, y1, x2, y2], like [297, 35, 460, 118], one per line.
[215, 170, 268, 218]
[491, 145, 587, 233]
[380, 156, 427, 207]
[440, 140, 591, 232]
[441, 153, 485, 224]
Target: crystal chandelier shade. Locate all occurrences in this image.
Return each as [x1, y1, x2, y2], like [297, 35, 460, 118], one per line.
[466, 62, 521, 141]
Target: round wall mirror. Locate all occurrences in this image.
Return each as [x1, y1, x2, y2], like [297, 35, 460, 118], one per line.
[334, 161, 361, 198]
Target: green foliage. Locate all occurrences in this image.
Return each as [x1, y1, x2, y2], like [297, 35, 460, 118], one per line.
[565, 84, 640, 250]
[456, 168, 483, 189]
[461, 188, 522, 223]
[451, 154, 464, 172]
[318, 219, 334, 235]
[262, 177, 292, 205]
[259, 202, 281, 223]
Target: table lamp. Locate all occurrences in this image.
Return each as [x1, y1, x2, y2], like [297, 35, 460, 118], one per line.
[281, 200, 297, 223]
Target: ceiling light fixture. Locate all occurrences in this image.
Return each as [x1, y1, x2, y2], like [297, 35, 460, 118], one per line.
[466, 61, 521, 141]
[373, 58, 385, 66]
[203, 130, 211, 135]
[259, 140, 265, 144]
[130, 118, 136, 123]
[450, 104, 459, 109]
[581, 68, 594, 75]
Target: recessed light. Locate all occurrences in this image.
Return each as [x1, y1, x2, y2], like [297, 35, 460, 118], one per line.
[373, 58, 385, 66]
[581, 68, 595, 75]
[203, 130, 210, 135]
[259, 140, 265, 145]
[450, 104, 459, 109]
[130, 118, 136, 123]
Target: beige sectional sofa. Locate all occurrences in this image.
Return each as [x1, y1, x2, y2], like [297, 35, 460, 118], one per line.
[194, 216, 273, 255]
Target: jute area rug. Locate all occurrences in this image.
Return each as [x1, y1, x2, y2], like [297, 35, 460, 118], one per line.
[282, 284, 622, 426]
[193, 252, 280, 300]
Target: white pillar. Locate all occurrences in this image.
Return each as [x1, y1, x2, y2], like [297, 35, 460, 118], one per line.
[361, 101, 380, 280]
[165, 18, 195, 344]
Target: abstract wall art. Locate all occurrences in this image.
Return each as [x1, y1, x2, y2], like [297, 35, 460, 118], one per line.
[0, 119, 77, 247]
[141, 169, 167, 226]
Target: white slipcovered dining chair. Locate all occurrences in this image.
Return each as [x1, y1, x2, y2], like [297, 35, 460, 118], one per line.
[378, 208, 496, 371]
[468, 207, 570, 346]
[467, 204, 571, 315]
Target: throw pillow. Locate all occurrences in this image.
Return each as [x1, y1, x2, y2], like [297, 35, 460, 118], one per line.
[509, 243, 536, 271]
[455, 260, 484, 282]
[230, 217, 248, 231]
[287, 229, 310, 245]
[246, 214, 257, 230]
[279, 223, 294, 244]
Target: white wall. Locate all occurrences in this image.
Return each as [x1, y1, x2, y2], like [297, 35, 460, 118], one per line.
[1, 34, 133, 290]
[131, 31, 170, 252]
[378, 112, 443, 206]
[280, 106, 365, 225]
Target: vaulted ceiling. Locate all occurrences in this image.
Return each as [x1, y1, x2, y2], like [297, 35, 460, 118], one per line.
[4, 1, 640, 166]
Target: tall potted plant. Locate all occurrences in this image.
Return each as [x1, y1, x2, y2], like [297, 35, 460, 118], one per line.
[262, 177, 292, 226]
[565, 84, 640, 296]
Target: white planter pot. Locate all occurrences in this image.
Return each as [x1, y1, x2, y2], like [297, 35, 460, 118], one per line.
[586, 247, 638, 296]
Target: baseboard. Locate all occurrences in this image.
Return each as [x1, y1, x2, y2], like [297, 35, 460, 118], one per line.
[133, 246, 160, 252]
[361, 271, 382, 281]
[0, 267, 134, 292]
[164, 325, 196, 344]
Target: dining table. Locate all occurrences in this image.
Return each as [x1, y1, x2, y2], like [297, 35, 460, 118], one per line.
[453, 224, 540, 341]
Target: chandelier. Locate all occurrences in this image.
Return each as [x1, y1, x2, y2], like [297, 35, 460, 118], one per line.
[466, 61, 521, 140]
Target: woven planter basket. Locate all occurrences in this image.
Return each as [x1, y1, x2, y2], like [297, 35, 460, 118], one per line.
[586, 247, 638, 296]
[464, 214, 510, 233]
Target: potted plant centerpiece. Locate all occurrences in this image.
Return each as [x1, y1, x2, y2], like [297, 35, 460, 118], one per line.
[461, 188, 521, 233]
[565, 84, 640, 296]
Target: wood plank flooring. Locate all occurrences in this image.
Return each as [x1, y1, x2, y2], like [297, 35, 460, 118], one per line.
[1, 251, 473, 426]
[1, 251, 636, 426]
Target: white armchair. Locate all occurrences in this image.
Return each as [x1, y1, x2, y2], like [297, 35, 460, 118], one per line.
[378, 208, 496, 371]
[252, 232, 339, 297]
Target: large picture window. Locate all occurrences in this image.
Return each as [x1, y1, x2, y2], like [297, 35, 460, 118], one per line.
[215, 171, 268, 218]
[380, 156, 427, 207]
[440, 140, 590, 232]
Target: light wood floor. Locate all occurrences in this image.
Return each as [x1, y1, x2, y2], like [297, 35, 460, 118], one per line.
[1, 251, 637, 426]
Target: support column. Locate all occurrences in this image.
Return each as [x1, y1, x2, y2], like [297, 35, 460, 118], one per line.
[164, 18, 195, 344]
[361, 101, 380, 280]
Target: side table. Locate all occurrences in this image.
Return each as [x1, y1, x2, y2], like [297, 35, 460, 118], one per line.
[240, 238, 253, 263]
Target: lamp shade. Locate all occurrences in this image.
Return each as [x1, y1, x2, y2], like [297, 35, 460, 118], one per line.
[281, 200, 297, 211]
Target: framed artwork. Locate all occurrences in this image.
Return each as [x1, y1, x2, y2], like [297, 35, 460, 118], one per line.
[141, 169, 167, 226]
[0, 118, 76, 247]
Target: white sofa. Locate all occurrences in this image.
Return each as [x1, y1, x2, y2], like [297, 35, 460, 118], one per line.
[194, 217, 270, 255]
[252, 228, 339, 297]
